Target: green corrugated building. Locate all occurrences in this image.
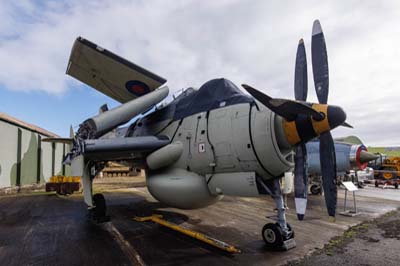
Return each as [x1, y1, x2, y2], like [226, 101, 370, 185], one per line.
[0, 112, 70, 188]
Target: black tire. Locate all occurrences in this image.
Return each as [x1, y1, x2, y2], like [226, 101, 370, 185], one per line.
[395, 183, 399, 189]
[262, 223, 283, 249]
[93, 193, 106, 218]
[310, 184, 321, 195]
[375, 180, 379, 187]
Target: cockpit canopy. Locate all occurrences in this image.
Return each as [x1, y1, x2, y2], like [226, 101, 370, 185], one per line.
[172, 78, 253, 120]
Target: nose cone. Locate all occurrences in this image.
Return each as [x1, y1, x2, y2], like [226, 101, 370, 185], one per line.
[281, 103, 348, 146]
[359, 151, 379, 164]
[327, 105, 346, 130]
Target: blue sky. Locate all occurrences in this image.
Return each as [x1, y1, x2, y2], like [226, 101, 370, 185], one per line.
[1, 1, 400, 145]
[0, 83, 120, 135]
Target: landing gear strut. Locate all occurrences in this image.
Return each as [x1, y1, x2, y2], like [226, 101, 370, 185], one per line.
[257, 177, 296, 250]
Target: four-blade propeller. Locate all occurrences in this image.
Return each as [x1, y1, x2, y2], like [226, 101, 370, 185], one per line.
[243, 19, 345, 221]
[294, 19, 338, 220]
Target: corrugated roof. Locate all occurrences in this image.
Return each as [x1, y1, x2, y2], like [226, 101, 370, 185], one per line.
[0, 112, 59, 138]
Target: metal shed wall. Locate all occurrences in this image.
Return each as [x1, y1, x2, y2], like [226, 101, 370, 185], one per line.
[0, 119, 70, 188]
[0, 121, 18, 187]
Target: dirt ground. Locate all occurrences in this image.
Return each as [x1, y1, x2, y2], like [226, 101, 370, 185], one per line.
[286, 209, 400, 266]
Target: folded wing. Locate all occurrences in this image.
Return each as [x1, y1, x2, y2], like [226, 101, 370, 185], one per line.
[66, 37, 167, 103]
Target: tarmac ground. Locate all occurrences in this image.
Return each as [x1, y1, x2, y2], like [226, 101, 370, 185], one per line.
[0, 177, 399, 266]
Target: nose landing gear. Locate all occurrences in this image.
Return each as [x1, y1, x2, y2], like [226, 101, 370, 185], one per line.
[257, 177, 297, 251]
[262, 222, 295, 250]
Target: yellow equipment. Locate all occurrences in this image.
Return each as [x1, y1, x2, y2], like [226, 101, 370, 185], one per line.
[374, 157, 400, 188]
[46, 175, 81, 195]
[134, 215, 241, 253]
[377, 157, 400, 179]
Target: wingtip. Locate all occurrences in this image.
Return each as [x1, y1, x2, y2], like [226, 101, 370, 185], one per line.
[312, 19, 322, 36]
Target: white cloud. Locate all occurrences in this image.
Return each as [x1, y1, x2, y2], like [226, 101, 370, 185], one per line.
[1, 0, 400, 145]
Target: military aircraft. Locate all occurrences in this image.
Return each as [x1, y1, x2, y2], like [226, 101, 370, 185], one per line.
[292, 138, 378, 219]
[45, 20, 350, 250]
[307, 139, 377, 177]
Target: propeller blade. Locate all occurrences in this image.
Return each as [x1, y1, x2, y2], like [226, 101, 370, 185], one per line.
[311, 19, 329, 104]
[295, 39, 308, 101]
[320, 132, 337, 218]
[341, 122, 353, 128]
[294, 143, 308, 220]
[242, 84, 324, 121]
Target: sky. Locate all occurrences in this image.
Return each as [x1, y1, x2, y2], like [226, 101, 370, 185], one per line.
[0, 0, 399, 146]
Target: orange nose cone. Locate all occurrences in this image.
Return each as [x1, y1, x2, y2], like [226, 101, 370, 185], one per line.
[282, 103, 347, 146]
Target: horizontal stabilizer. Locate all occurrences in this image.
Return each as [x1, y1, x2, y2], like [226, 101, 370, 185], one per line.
[67, 37, 167, 103]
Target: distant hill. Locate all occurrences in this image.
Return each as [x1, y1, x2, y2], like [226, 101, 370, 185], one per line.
[367, 147, 400, 157]
[334, 136, 363, 145]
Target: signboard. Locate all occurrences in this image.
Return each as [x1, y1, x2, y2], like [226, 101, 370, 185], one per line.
[342, 181, 358, 192]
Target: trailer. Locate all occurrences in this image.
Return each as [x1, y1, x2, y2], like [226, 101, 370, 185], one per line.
[374, 178, 399, 189]
[372, 157, 400, 189]
[45, 176, 81, 195]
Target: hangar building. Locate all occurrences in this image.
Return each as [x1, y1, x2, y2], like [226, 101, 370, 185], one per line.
[0, 112, 70, 189]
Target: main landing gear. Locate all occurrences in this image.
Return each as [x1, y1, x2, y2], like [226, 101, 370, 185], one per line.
[257, 177, 296, 251]
[89, 193, 110, 223]
[79, 160, 110, 223]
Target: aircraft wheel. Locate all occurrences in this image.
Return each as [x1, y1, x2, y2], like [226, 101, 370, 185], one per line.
[310, 184, 321, 195]
[262, 223, 285, 249]
[93, 193, 106, 218]
[395, 183, 399, 189]
[375, 181, 379, 187]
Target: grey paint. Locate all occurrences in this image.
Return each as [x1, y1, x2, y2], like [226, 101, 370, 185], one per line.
[81, 86, 169, 138]
[146, 167, 219, 209]
[146, 142, 183, 170]
[207, 172, 259, 197]
[139, 102, 295, 208]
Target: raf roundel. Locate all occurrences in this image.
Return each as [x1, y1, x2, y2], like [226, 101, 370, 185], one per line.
[125, 80, 151, 96]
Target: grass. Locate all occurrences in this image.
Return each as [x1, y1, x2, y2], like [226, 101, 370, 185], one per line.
[367, 147, 400, 157]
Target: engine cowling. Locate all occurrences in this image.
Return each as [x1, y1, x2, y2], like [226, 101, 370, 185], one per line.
[146, 168, 220, 209]
[307, 142, 373, 174]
